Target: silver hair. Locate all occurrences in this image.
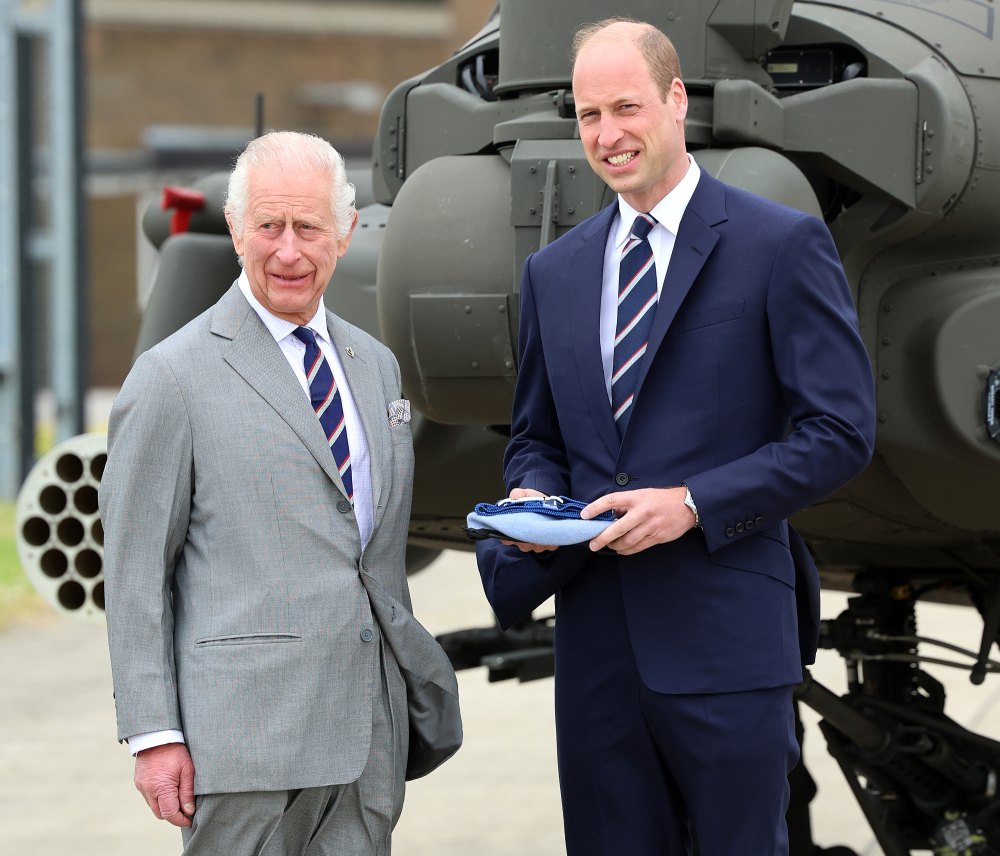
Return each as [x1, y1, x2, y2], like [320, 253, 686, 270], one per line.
[224, 130, 356, 240]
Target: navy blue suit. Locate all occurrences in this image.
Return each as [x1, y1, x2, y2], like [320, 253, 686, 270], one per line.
[477, 172, 876, 854]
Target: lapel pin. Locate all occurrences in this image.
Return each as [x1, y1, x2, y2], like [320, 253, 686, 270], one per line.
[346, 347, 355, 358]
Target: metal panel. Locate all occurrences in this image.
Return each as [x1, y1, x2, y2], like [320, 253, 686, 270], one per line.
[0, 0, 23, 499]
[814, 0, 1000, 79]
[410, 294, 514, 379]
[0, 0, 85, 499]
[47, 0, 85, 441]
[495, 0, 788, 92]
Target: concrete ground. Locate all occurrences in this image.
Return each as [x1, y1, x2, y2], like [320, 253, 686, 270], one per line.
[2, 549, 999, 855]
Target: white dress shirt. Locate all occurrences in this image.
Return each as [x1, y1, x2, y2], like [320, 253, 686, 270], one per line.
[600, 156, 701, 400]
[236, 273, 374, 546]
[128, 274, 374, 755]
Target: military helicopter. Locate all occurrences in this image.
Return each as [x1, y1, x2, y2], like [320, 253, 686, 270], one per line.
[15, 0, 1000, 852]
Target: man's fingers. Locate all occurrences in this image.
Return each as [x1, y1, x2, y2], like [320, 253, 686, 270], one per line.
[581, 493, 624, 520]
[509, 487, 546, 500]
[586, 487, 695, 553]
[155, 786, 192, 828]
[587, 495, 647, 551]
[133, 743, 196, 827]
[607, 531, 654, 556]
[141, 765, 194, 828]
[587, 496, 661, 552]
[501, 488, 557, 550]
[590, 519, 638, 552]
[136, 775, 178, 823]
[178, 758, 196, 818]
[136, 782, 162, 818]
[588, 525, 617, 552]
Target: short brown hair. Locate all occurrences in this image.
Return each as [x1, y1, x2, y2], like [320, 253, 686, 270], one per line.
[571, 18, 682, 99]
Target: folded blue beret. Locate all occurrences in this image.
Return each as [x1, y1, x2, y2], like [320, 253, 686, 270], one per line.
[465, 495, 615, 546]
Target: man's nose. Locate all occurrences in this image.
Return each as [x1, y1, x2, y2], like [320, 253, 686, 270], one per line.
[275, 225, 300, 262]
[597, 117, 624, 150]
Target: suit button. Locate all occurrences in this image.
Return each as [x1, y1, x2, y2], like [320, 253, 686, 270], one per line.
[735, 522, 745, 533]
[337, 500, 351, 513]
[725, 527, 735, 538]
[360, 628, 374, 643]
[745, 519, 755, 530]
[755, 516, 764, 525]
[615, 473, 629, 486]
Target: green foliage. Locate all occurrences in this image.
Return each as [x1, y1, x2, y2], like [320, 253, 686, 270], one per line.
[0, 503, 45, 627]
[0, 504, 24, 585]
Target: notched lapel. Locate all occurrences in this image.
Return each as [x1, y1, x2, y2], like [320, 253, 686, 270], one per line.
[631, 177, 727, 405]
[216, 293, 350, 497]
[328, 313, 389, 525]
[567, 206, 621, 459]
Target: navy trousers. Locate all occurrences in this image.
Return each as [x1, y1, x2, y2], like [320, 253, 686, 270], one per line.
[554, 558, 798, 856]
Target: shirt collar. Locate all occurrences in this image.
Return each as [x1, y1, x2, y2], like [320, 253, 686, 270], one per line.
[237, 270, 331, 345]
[613, 154, 702, 249]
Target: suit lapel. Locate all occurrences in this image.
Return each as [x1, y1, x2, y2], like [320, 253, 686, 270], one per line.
[327, 312, 389, 530]
[568, 204, 621, 460]
[630, 172, 727, 406]
[213, 285, 350, 497]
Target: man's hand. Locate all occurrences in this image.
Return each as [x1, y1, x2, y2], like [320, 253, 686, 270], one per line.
[581, 487, 695, 555]
[134, 742, 196, 828]
[500, 487, 558, 553]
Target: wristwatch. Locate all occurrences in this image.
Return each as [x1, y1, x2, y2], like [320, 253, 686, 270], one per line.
[682, 484, 701, 529]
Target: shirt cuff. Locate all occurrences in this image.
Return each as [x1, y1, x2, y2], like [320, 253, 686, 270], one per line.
[127, 729, 186, 756]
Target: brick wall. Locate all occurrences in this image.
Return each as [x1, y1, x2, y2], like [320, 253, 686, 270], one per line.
[85, 0, 496, 385]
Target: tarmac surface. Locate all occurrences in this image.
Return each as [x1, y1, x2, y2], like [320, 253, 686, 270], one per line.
[3, 548, 1000, 856]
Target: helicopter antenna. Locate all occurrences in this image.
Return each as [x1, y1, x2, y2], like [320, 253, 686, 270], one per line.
[254, 93, 265, 139]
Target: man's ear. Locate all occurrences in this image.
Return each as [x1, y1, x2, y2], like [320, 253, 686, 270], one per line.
[337, 209, 360, 258]
[226, 213, 244, 257]
[669, 77, 688, 122]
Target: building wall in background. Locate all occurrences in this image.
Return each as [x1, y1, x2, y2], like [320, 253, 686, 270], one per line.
[84, 0, 496, 386]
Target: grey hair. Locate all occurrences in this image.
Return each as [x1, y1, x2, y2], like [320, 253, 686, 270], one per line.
[224, 130, 356, 240]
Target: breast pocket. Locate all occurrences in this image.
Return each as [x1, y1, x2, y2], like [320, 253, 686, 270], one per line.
[678, 300, 745, 332]
[389, 423, 412, 446]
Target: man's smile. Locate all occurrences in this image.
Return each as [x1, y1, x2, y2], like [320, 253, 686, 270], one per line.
[606, 152, 637, 166]
[267, 271, 311, 284]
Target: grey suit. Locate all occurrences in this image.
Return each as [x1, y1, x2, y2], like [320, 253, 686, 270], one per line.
[100, 283, 455, 801]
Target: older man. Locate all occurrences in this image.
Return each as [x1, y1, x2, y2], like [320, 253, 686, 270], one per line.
[101, 130, 457, 855]
[477, 19, 875, 856]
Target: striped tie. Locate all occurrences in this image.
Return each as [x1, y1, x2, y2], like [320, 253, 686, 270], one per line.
[612, 213, 658, 436]
[293, 326, 353, 501]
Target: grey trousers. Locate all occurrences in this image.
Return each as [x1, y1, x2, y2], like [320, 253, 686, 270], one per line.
[180, 641, 408, 856]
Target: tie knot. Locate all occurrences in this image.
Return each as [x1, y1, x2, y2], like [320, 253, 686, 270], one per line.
[292, 326, 317, 347]
[630, 214, 656, 242]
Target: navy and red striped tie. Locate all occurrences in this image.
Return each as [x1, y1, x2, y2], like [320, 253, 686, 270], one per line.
[293, 326, 353, 501]
[611, 214, 658, 436]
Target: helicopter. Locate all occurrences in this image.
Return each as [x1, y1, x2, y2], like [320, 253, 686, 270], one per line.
[15, 0, 1000, 852]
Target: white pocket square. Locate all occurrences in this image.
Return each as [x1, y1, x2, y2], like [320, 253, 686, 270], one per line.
[387, 399, 411, 426]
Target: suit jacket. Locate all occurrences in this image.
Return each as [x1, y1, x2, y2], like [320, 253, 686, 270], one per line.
[101, 283, 457, 794]
[478, 171, 875, 694]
